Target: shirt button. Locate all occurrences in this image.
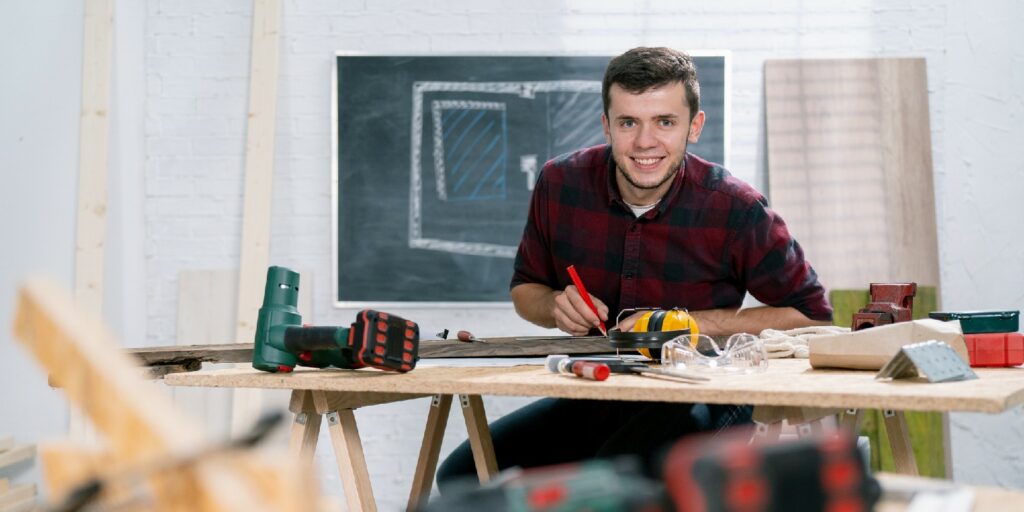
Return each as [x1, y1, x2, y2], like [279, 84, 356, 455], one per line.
[631, 225, 640, 232]
[624, 273, 634, 279]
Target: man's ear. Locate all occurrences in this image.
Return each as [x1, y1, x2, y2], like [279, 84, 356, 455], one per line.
[687, 110, 706, 144]
[601, 113, 612, 145]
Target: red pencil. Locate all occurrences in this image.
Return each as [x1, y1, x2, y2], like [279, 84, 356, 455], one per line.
[566, 265, 608, 336]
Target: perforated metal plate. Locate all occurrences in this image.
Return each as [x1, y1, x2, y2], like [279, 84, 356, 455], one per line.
[876, 340, 977, 383]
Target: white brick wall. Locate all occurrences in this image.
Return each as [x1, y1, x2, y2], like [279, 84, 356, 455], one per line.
[139, 0, 1024, 508]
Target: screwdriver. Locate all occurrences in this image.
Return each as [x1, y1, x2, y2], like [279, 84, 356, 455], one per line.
[457, 330, 483, 342]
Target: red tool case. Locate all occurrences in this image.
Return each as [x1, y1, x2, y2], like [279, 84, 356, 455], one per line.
[964, 332, 1024, 367]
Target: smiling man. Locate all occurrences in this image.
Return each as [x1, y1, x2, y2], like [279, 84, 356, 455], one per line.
[436, 47, 832, 491]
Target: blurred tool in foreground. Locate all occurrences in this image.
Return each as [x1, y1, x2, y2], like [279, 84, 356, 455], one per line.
[420, 428, 880, 512]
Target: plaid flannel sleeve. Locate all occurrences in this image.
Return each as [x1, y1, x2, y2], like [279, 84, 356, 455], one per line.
[728, 199, 833, 322]
[511, 169, 558, 290]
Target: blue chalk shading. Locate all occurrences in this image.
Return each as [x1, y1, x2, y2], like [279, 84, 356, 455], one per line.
[549, 92, 605, 157]
[439, 107, 508, 201]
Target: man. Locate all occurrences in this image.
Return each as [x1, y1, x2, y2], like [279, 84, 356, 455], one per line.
[436, 47, 832, 491]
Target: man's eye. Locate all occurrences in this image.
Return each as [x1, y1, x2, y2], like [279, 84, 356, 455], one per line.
[620, 120, 636, 128]
[659, 119, 675, 127]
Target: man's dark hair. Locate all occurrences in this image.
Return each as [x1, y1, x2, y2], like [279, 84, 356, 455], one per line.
[602, 47, 700, 121]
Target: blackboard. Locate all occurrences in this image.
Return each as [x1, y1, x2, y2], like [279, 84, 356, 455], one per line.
[334, 54, 728, 305]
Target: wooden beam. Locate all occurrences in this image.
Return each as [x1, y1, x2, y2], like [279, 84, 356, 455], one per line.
[74, 0, 114, 314]
[13, 279, 320, 512]
[0, 445, 35, 470]
[70, 0, 115, 452]
[14, 279, 204, 461]
[231, 0, 282, 436]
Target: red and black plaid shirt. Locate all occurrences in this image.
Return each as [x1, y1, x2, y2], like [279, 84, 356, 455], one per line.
[511, 145, 832, 325]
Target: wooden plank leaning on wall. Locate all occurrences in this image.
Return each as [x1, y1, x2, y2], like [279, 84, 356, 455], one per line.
[231, 0, 283, 436]
[765, 58, 946, 477]
[70, 0, 114, 446]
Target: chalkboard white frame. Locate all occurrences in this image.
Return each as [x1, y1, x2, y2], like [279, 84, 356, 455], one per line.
[332, 51, 731, 308]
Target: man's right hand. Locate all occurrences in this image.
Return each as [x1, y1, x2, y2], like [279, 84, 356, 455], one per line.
[552, 285, 609, 336]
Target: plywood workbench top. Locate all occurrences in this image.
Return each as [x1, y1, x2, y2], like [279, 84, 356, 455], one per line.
[164, 359, 1024, 414]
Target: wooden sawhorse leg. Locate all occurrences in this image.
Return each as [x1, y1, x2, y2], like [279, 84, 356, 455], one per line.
[288, 390, 322, 468]
[883, 409, 919, 476]
[840, 408, 864, 434]
[751, 406, 841, 444]
[407, 395, 453, 512]
[405, 394, 498, 510]
[459, 394, 498, 483]
[288, 389, 428, 512]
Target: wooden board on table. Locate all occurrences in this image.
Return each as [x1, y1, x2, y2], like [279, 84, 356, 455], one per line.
[127, 336, 620, 372]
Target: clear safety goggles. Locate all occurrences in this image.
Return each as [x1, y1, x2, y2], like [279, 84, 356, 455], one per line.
[661, 333, 768, 375]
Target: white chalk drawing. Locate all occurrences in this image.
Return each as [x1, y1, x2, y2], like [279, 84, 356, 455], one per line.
[431, 100, 508, 202]
[520, 154, 538, 191]
[410, 81, 603, 258]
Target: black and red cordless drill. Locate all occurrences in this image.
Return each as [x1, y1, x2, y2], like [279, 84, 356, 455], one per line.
[251, 266, 418, 373]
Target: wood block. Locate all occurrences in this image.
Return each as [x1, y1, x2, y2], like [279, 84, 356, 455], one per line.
[0, 445, 35, 470]
[39, 442, 110, 501]
[0, 483, 36, 508]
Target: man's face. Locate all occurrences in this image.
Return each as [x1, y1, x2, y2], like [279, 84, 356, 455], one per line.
[601, 81, 705, 203]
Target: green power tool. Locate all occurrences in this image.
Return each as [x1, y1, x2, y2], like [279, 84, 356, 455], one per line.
[252, 266, 419, 373]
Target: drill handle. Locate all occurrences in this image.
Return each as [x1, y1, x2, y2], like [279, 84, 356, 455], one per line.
[282, 326, 345, 353]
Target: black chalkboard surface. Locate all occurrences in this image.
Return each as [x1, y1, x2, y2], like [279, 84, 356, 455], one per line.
[334, 54, 727, 304]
